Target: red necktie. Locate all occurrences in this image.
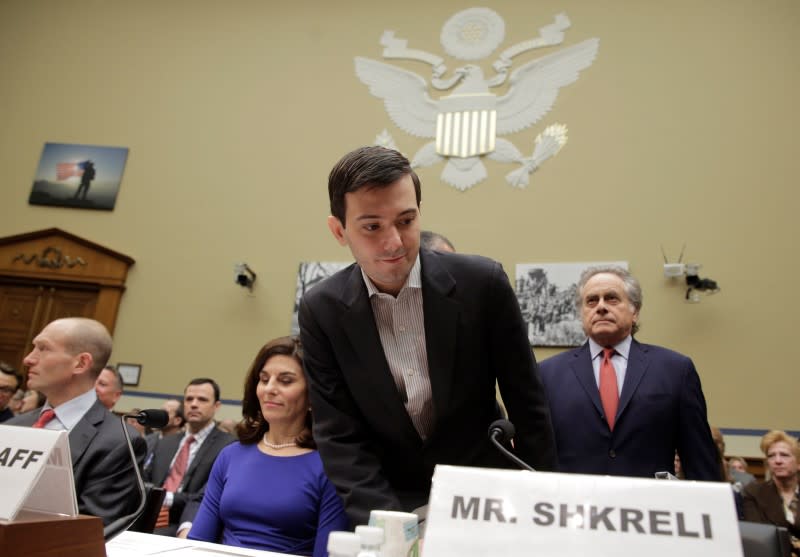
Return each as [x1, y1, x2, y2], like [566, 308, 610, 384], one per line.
[156, 434, 196, 529]
[163, 435, 196, 492]
[32, 408, 56, 429]
[599, 348, 619, 430]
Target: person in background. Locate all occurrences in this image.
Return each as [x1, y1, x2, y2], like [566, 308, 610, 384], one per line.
[20, 389, 47, 413]
[217, 418, 237, 435]
[145, 378, 234, 536]
[742, 430, 800, 554]
[126, 407, 148, 435]
[539, 266, 719, 480]
[419, 230, 455, 253]
[188, 336, 348, 556]
[8, 388, 26, 415]
[95, 365, 124, 410]
[0, 361, 21, 422]
[7, 317, 145, 526]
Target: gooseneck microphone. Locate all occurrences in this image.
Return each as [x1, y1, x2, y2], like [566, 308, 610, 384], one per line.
[103, 409, 169, 541]
[488, 419, 536, 472]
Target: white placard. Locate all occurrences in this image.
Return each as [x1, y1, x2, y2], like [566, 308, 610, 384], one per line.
[0, 424, 77, 520]
[423, 465, 742, 557]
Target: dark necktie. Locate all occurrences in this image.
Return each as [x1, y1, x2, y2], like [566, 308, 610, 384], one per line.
[32, 408, 56, 429]
[599, 348, 619, 430]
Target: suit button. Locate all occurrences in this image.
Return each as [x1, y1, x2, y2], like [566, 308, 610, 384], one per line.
[609, 450, 616, 458]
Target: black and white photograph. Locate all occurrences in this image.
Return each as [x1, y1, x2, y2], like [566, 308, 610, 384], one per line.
[290, 261, 350, 335]
[516, 261, 628, 347]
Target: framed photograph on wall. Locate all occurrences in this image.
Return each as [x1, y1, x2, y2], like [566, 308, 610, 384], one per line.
[515, 261, 628, 347]
[117, 363, 142, 387]
[290, 261, 350, 335]
[29, 142, 129, 211]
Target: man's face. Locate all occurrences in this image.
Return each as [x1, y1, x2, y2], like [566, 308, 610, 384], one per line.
[94, 368, 121, 409]
[0, 373, 18, 410]
[580, 273, 639, 347]
[328, 174, 420, 296]
[23, 322, 80, 397]
[183, 383, 219, 433]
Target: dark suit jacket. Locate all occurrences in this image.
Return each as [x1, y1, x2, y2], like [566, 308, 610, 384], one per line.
[144, 426, 234, 526]
[8, 399, 146, 526]
[539, 339, 719, 480]
[742, 480, 800, 541]
[299, 249, 557, 525]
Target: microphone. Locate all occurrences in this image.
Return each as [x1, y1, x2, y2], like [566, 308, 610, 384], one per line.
[488, 419, 535, 472]
[103, 409, 168, 541]
[128, 409, 169, 429]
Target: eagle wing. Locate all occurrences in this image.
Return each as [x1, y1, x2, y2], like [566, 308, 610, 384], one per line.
[355, 57, 439, 138]
[495, 38, 599, 135]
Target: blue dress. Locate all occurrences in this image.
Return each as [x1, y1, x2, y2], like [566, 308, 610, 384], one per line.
[188, 443, 349, 557]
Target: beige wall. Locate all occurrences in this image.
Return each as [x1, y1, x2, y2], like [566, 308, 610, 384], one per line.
[1, 1, 797, 445]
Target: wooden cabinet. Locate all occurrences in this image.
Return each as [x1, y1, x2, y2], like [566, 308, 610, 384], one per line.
[0, 229, 134, 377]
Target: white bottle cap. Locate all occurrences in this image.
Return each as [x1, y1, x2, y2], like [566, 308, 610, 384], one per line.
[328, 531, 362, 555]
[355, 525, 385, 545]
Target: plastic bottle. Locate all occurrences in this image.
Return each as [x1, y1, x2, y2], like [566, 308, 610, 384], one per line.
[328, 531, 362, 557]
[355, 525, 384, 557]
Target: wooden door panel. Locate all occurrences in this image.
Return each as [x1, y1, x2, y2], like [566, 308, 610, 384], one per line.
[0, 284, 45, 372]
[0, 282, 99, 377]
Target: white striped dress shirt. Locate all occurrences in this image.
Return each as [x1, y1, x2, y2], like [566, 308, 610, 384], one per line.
[362, 255, 434, 439]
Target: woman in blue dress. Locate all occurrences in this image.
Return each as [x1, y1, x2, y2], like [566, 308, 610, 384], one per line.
[189, 336, 349, 556]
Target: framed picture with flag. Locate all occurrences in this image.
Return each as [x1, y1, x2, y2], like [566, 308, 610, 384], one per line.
[29, 142, 129, 211]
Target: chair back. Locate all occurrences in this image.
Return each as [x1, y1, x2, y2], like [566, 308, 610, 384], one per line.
[128, 487, 166, 534]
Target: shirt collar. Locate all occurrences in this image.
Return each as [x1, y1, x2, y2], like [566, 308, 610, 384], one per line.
[187, 419, 217, 443]
[47, 388, 98, 430]
[589, 335, 632, 361]
[361, 253, 421, 298]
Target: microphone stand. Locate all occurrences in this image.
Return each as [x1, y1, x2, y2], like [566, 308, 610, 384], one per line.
[102, 414, 147, 542]
[488, 419, 536, 472]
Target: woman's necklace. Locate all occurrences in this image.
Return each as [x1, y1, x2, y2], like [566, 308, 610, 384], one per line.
[262, 434, 297, 449]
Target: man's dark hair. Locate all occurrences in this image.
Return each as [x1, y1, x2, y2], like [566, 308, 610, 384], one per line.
[328, 146, 421, 225]
[186, 377, 221, 402]
[420, 230, 455, 252]
[0, 361, 21, 390]
[104, 365, 124, 393]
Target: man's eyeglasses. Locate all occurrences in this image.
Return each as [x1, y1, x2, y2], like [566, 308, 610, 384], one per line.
[0, 386, 16, 395]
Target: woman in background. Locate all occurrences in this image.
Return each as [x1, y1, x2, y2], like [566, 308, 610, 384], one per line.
[742, 430, 799, 555]
[188, 336, 348, 557]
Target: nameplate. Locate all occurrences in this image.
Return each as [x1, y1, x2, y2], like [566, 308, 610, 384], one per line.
[0, 425, 77, 521]
[423, 465, 742, 557]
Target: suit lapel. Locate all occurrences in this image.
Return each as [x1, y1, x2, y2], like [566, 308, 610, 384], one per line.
[617, 339, 648, 422]
[339, 265, 418, 440]
[68, 400, 104, 466]
[569, 343, 604, 419]
[420, 250, 458, 427]
[182, 427, 218, 487]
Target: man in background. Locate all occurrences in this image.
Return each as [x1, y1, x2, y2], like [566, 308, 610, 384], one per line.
[95, 364, 123, 410]
[7, 318, 146, 525]
[299, 146, 556, 525]
[144, 398, 184, 466]
[539, 265, 719, 480]
[420, 230, 455, 253]
[145, 378, 234, 536]
[0, 361, 22, 422]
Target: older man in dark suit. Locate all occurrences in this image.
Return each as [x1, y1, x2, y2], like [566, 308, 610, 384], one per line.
[299, 146, 556, 526]
[7, 317, 146, 526]
[145, 378, 234, 536]
[539, 265, 719, 480]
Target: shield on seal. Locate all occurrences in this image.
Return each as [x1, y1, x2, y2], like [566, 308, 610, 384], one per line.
[435, 92, 497, 158]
